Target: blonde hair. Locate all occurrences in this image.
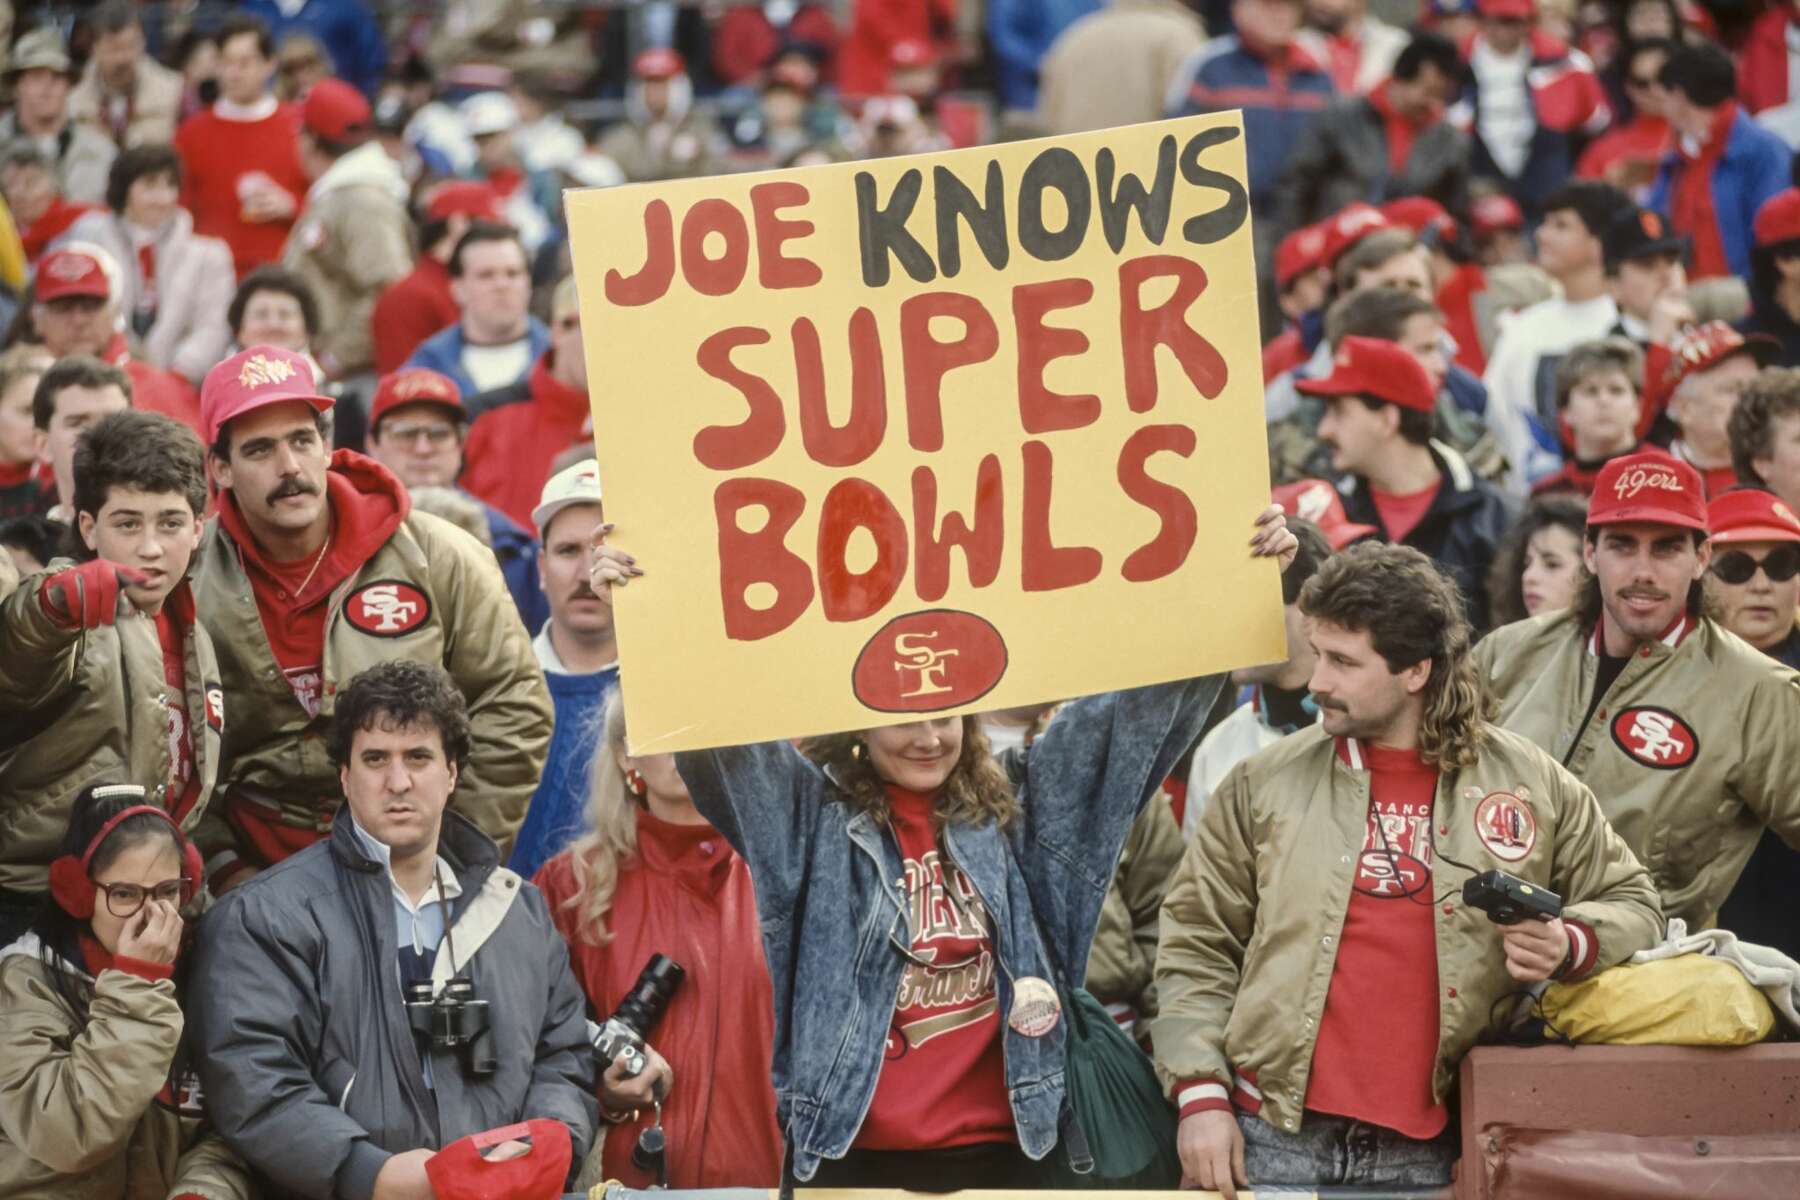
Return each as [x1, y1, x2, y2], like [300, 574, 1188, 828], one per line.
[802, 717, 1021, 829]
[556, 690, 638, 946]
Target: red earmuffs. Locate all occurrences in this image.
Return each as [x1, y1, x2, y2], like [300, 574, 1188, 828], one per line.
[48, 790, 204, 919]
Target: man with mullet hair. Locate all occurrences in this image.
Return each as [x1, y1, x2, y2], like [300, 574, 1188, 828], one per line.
[0, 409, 222, 943]
[1154, 543, 1659, 1199]
[1477, 449, 1800, 929]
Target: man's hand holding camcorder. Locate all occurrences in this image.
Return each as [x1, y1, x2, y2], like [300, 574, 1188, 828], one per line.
[600, 1042, 672, 1117]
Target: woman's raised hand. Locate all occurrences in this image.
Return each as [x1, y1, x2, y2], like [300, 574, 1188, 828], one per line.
[588, 522, 643, 606]
[1251, 505, 1300, 574]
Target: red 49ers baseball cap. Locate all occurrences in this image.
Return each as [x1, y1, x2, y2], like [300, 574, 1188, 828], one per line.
[35, 247, 111, 302]
[1587, 450, 1709, 533]
[425, 180, 503, 223]
[424, 1120, 572, 1200]
[1272, 478, 1378, 550]
[1296, 335, 1437, 414]
[201, 345, 333, 447]
[1319, 203, 1391, 268]
[1707, 488, 1800, 545]
[370, 368, 464, 431]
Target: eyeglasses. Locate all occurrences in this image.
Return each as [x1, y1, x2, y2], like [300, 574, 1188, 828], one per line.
[1711, 546, 1800, 585]
[98, 879, 184, 918]
[381, 422, 458, 447]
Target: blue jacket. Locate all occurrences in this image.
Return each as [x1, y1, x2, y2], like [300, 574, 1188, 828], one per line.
[1164, 37, 1335, 206]
[1649, 109, 1793, 283]
[676, 675, 1223, 1180]
[404, 317, 552, 400]
[481, 498, 549, 636]
[987, 0, 1102, 111]
[242, 0, 386, 96]
[509, 666, 616, 880]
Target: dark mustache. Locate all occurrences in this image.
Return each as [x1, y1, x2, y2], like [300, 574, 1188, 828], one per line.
[1315, 696, 1348, 712]
[267, 478, 317, 504]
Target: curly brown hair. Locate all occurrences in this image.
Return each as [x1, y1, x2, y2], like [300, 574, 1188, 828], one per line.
[1300, 543, 1496, 770]
[802, 716, 1020, 828]
[1729, 367, 1800, 487]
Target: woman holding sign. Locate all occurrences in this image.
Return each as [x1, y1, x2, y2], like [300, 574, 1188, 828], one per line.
[588, 507, 1297, 1189]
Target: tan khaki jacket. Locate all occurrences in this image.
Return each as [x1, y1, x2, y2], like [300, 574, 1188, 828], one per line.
[1085, 790, 1185, 1031]
[1475, 610, 1800, 927]
[0, 574, 222, 893]
[1152, 725, 1661, 1135]
[282, 143, 414, 377]
[191, 508, 551, 858]
[68, 57, 185, 147]
[0, 941, 250, 1199]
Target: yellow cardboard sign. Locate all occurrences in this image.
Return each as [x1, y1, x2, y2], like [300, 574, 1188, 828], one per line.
[567, 113, 1284, 754]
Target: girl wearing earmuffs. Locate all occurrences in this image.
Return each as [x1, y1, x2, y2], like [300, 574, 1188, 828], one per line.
[0, 783, 251, 1200]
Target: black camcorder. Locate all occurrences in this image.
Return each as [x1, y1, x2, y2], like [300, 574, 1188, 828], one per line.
[592, 954, 685, 1078]
[1463, 870, 1563, 926]
[405, 977, 497, 1077]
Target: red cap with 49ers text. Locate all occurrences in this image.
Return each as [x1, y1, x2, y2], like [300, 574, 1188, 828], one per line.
[370, 368, 464, 431]
[35, 247, 111, 302]
[1587, 450, 1709, 533]
[201, 345, 333, 446]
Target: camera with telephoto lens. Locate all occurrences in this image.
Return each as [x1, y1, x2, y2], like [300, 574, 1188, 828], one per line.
[405, 978, 496, 1077]
[1463, 870, 1563, 926]
[592, 954, 685, 1077]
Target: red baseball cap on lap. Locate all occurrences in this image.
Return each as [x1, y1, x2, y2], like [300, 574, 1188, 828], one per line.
[1707, 488, 1800, 544]
[424, 1120, 572, 1200]
[370, 369, 464, 430]
[201, 345, 333, 447]
[1296, 336, 1437, 414]
[36, 247, 111, 302]
[303, 79, 372, 142]
[1587, 450, 1709, 533]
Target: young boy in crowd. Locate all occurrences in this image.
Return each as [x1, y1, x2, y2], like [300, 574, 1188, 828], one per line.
[0, 409, 222, 943]
[1533, 337, 1646, 496]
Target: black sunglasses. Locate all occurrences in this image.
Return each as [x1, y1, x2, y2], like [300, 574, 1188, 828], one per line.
[1711, 546, 1800, 585]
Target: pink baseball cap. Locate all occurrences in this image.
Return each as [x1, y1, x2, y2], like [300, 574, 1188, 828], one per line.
[201, 345, 333, 446]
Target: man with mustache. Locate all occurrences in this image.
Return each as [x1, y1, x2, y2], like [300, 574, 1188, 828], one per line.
[189, 344, 551, 892]
[1475, 449, 1800, 930]
[505, 460, 616, 879]
[1155, 543, 1659, 1199]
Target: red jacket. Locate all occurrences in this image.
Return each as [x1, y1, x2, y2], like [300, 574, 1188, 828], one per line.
[461, 354, 591, 530]
[1436, 262, 1489, 375]
[1739, 6, 1798, 116]
[105, 333, 202, 436]
[371, 256, 458, 375]
[837, 0, 956, 97]
[535, 814, 780, 1190]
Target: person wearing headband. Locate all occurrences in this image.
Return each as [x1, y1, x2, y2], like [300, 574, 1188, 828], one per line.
[0, 782, 250, 1198]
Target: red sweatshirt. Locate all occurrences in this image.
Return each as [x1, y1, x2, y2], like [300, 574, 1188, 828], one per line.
[461, 354, 592, 529]
[535, 813, 781, 1190]
[102, 333, 201, 437]
[173, 101, 307, 277]
[858, 785, 1015, 1152]
[370, 256, 458, 375]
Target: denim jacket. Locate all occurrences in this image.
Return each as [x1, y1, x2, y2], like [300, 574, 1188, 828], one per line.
[676, 674, 1223, 1180]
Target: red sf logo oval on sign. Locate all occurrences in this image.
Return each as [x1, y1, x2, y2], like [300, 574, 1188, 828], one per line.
[852, 610, 1008, 713]
[344, 580, 432, 637]
[1610, 706, 1698, 769]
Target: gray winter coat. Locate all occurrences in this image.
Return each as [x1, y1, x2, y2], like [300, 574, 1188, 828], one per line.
[190, 808, 596, 1200]
[1272, 94, 1471, 239]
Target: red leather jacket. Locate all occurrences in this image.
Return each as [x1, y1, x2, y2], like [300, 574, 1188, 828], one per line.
[535, 812, 780, 1189]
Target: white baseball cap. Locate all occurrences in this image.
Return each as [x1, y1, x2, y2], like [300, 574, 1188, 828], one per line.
[532, 460, 602, 536]
[460, 90, 519, 137]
